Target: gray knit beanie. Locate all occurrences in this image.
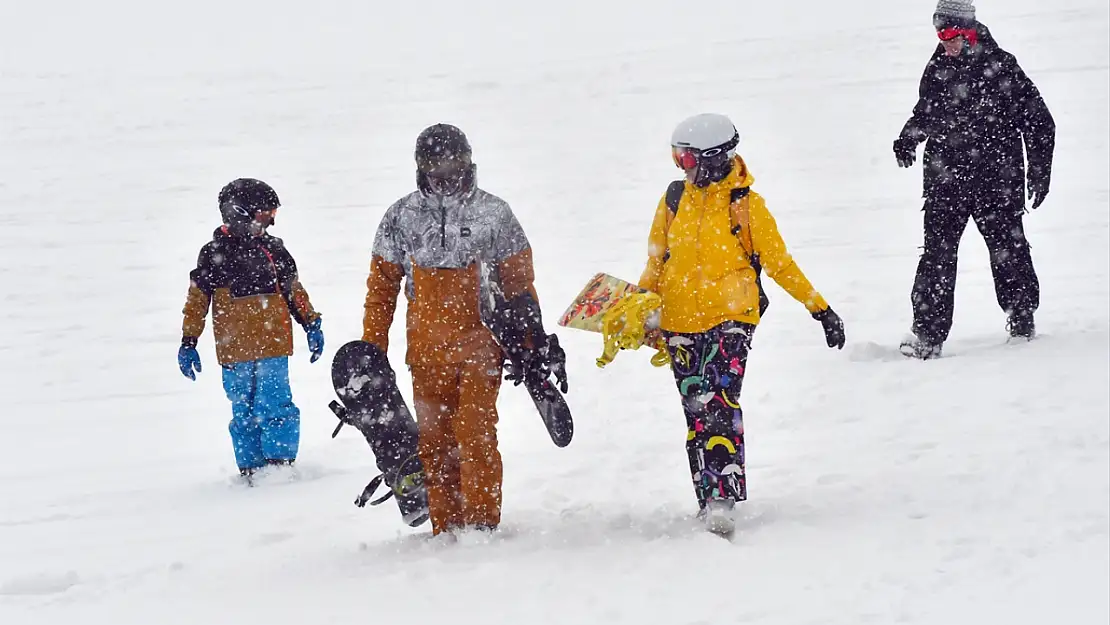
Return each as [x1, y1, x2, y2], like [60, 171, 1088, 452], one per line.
[934, 0, 976, 27]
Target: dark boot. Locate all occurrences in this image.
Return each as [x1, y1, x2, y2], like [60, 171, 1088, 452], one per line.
[900, 334, 943, 360]
[1007, 311, 1036, 341]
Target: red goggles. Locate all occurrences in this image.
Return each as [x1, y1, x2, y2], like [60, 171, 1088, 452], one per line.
[671, 145, 729, 170]
[672, 147, 697, 170]
[937, 27, 977, 46]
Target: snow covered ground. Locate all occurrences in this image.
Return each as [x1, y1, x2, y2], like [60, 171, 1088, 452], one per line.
[1, 0, 1107, 623]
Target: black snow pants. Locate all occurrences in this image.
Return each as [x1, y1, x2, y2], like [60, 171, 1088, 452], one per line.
[911, 187, 1039, 344]
[664, 321, 752, 510]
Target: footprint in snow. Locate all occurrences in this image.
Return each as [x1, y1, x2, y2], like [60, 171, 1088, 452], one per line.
[0, 571, 80, 596]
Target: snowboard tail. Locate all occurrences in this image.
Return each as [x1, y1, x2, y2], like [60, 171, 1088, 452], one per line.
[520, 364, 574, 448]
[329, 340, 429, 527]
[557, 272, 647, 334]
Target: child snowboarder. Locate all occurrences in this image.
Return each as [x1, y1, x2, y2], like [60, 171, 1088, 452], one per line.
[635, 113, 845, 534]
[178, 178, 325, 479]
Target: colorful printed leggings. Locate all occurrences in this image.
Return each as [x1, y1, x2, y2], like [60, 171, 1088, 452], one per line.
[665, 321, 753, 509]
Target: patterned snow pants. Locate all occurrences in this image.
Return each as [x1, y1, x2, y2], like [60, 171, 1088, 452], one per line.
[665, 321, 753, 510]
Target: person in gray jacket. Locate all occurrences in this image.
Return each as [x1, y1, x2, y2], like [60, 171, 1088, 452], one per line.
[361, 124, 566, 536]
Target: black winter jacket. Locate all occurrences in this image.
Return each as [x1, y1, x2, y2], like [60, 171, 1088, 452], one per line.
[899, 23, 1055, 207]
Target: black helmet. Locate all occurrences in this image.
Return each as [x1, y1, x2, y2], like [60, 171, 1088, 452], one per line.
[218, 178, 280, 235]
[415, 124, 476, 197]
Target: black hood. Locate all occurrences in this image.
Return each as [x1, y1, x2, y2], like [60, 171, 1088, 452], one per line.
[973, 22, 999, 52]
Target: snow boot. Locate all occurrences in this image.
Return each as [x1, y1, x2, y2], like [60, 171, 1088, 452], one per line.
[1007, 312, 1036, 342]
[696, 469, 740, 538]
[698, 499, 736, 538]
[899, 334, 942, 360]
[237, 467, 257, 487]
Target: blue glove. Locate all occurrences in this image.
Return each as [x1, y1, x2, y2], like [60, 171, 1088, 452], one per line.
[178, 338, 202, 380]
[306, 318, 324, 363]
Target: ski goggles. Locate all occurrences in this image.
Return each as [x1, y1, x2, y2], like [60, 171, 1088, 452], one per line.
[226, 203, 278, 219]
[937, 27, 977, 45]
[252, 207, 277, 228]
[424, 165, 470, 196]
[426, 173, 461, 196]
[671, 145, 730, 170]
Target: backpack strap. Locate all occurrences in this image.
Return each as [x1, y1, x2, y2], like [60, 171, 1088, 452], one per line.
[660, 180, 769, 316]
[665, 180, 685, 214]
[728, 187, 753, 256]
[729, 186, 770, 316]
[661, 180, 685, 264]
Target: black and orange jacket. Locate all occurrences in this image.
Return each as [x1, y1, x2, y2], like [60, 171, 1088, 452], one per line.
[182, 227, 320, 366]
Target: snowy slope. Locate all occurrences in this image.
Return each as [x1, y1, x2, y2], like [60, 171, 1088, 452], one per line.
[1, 0, 1107, 623]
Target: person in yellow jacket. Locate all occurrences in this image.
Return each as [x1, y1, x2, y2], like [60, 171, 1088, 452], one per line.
[638, 113, 845, 532]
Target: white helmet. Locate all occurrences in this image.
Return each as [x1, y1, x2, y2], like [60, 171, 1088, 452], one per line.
[670, 113, 741, 187]
[670, 113, 741, 155]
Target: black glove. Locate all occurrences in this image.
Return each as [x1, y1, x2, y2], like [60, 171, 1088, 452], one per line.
[541, 334, 569, 393]
[893, 137, 917, 168]
[813, 308, 845, 350]
[1028, 169, 1050, 209]
[504, 333, 569, 393]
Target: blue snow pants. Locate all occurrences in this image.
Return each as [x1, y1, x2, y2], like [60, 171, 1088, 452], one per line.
[221, 356, 300, 470]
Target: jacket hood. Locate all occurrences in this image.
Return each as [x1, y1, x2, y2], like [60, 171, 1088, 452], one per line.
[703, 155, 755, 192]
[975, 22, 998, 51]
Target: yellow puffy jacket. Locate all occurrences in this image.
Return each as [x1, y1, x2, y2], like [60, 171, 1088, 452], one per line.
[638, 156, 828, 334]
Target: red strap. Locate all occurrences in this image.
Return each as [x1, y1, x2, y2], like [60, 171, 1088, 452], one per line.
[258, 245, 282, 296]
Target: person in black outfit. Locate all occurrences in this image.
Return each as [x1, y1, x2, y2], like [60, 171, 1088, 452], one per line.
[895, 0, 1055, 359]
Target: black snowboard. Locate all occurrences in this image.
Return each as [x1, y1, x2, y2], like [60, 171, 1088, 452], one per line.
[328, 340, 429, 527]
[510, 343, 574, 448]
[486, 292, 574, 448]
